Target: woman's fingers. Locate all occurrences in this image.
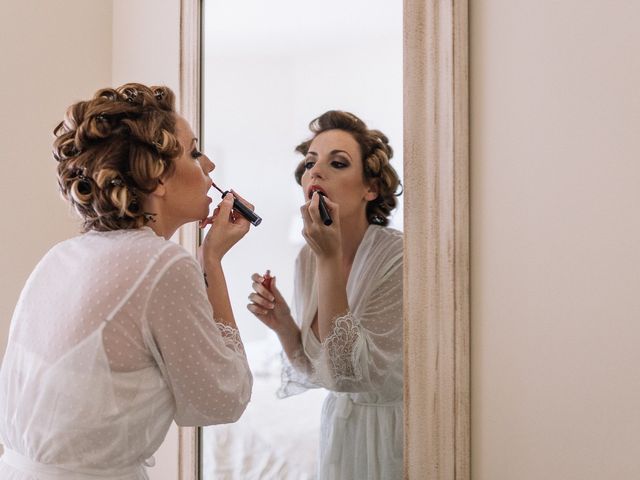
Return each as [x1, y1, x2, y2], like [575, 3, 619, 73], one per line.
[308, 192, 323, 224]
[249, 273, 275, 300]
[247, 303, 269, 317]
[251, 272, 264, 284]
[216, 193, 235, 223]
[252, 281, 275, 301]
[229, 189, 255, 211]
[248, 292, 275, 309]
[299, 201, 313, 226]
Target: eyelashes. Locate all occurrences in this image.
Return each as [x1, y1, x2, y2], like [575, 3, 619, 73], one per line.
[303, 159, 349, 170]
[191, 149, 203, 159]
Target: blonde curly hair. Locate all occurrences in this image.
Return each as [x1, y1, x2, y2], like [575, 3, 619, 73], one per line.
[53, 83, 182, 232]
[294, 110, 402, 226]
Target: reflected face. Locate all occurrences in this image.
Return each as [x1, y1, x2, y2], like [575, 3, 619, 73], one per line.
[162, 115, 214, 223]
[301, 129, 376, 222]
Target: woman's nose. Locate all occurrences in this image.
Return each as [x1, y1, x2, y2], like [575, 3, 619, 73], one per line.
[200, 154, 215, 173]
[309, 162, 324, 178]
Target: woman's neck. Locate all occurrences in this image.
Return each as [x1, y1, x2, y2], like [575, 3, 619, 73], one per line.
[339, 213, 371, 266]
[146, 215, 179, 240]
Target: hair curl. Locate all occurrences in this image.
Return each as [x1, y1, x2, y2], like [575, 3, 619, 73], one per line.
[53, 83, 182, 231]
[294, 110, 402, 226]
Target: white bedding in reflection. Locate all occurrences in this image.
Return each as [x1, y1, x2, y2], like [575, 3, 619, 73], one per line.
[202, 335, 327, 480]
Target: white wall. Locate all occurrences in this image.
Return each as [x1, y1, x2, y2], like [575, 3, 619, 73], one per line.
[471, 1, 640, 478]
[0, 0, 112, 357]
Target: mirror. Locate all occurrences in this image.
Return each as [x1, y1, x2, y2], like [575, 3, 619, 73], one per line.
[199, 0, 402, 477]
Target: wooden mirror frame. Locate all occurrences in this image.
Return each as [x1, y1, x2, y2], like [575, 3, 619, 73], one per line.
[177, 0, 469, 478]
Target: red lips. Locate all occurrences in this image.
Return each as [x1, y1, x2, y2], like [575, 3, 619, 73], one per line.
[307, 185, 328, 200]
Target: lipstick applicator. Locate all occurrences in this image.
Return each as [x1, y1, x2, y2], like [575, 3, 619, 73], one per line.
[212, 181, 262, 226]
[317, 192, 333, 226]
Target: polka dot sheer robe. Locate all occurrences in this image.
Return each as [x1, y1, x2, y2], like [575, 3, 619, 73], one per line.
[0, 227, 252, 480]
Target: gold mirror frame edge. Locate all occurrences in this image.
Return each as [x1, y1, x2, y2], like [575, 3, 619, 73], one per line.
[177, 0, 470, 478]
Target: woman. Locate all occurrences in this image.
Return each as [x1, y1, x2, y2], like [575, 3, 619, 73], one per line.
[248, 111, 403, 479]
[0, 83, 252, 479]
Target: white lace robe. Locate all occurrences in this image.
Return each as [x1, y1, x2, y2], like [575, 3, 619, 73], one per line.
[280, 225, 403, 480]
[0, 227, 252, 480]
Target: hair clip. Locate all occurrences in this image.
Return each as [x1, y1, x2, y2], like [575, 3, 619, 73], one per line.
[101, 90, 117, 101]
[96, 113, 107, 123]
[110, 178, 124, 187]
[154, 89, 166, 101]
[71, 168, 92, 195]
[142, 212, 157, 223]
[123, 87, 139, 104]
[128, 198, 140, 213]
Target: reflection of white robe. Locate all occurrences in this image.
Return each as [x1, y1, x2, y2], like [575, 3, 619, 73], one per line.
[281, 225, 403, 480]
[0, 227, 252, 480]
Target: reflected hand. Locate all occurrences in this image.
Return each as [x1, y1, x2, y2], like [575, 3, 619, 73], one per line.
[301, 192, 342, 259]
[247, 272, 297, 337]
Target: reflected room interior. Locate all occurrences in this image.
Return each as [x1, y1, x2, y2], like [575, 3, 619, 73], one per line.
[199, 0, 402, 477]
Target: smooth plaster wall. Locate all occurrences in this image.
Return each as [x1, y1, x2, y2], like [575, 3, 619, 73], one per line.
[471, 1, 640, 478]
[1, 1, 180, 478]
[0, 0, 112, 358]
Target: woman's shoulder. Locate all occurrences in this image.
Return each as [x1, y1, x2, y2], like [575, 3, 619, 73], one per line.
[51, 227, 193, 270]
[368, 225, 403, 254]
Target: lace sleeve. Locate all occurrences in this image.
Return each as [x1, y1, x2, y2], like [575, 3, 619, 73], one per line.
[278, 311, 364, 396]
[277, 346, 319, 398]
[319, 311, 363, 384]
[214, 321, 244, 355]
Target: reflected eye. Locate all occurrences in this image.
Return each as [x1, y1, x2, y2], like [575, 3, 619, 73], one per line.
[331, 160, 347, 169]
[304, 161, 315, 170]
[191, 149, 203, 159]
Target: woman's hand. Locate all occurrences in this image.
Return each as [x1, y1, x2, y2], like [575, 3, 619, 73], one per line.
[301, 192, 342, 259]
[247, 272, 297, 338]
[200, 191, 252, 263]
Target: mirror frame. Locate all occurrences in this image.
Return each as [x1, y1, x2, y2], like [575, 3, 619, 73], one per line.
[177, 1, 469, 478]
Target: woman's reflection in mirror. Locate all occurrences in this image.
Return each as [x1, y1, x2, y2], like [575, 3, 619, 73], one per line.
[248, 110, 403, 480]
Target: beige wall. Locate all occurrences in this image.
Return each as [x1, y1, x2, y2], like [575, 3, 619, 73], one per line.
[471, 1, 640, 478]
[1, 1, 181, 478]
[0, 0, 112, 358]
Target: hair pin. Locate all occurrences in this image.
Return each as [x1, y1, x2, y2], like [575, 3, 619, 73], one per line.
[142, 212, 157, 223]
[123, 87, 139, 104]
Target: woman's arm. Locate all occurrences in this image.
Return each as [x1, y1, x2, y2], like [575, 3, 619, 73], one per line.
[200, 193, 250, 330]
[300, 192, 349, 341]
[247, 272, 305, 366]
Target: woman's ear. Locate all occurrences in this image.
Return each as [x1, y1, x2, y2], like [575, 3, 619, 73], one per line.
[364, 180, 379, 202]
[150, 178, 167, 198]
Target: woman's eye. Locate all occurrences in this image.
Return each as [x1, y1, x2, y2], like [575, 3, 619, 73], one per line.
[304, 161, 315, 170]
[191, 150, 203, 159]
[331, 160, 347, 168]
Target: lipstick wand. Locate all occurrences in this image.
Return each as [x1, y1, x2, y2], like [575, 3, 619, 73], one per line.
[212, 182, 262, 226]
[317, 192, 333, 226]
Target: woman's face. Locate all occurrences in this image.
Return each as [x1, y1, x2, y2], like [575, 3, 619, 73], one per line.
[161, 115, 214, 224]
[300, 129, 377, 222]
